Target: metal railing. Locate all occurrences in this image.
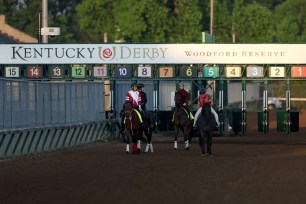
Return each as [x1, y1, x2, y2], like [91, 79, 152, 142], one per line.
[0, 78, 120, 159]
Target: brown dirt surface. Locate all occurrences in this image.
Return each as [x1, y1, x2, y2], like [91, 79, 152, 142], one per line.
[1, 110, 306, 204]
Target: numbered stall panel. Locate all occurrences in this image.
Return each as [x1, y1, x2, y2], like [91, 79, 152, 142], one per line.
[5, 67, 20, 78]
[180, 65, 197, 78]
[225, 66, 242, 78]
[49, 65, 65, 79]
[269, 66, 285, 78]
[246, 66, 264, 78]
[93, 66, 108, 78]
[137, 65, 152, 77]
[71, 66, 86, 78]
[159, 66, 174, 78]
[26, 66, 43, 78]
[203, 66, 219, 78]
[114, 66, 132, 78]
[291, 66, 306, 78]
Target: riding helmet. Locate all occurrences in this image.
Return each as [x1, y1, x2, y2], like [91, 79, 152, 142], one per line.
[178, 82, 185, 86]
[137, 83, 145, 89]
[131, 83, 137, 88]
[199, 88, 206, 95]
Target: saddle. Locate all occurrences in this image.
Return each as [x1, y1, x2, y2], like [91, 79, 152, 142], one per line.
[182, 107, 194, 120]
[172, 106, 194, 121]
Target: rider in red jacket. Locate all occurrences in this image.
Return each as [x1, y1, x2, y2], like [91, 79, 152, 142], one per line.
[193, 88, 219, 128]
[125, 83, 141, 108]
[198, 91, 211, 107]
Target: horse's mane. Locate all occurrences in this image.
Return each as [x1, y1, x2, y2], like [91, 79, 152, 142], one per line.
[201, 103, 212, 121]
[174, 92, 182, 109]
[124, 101, 134, 113]
[124, 101, 133, 108]
[125, 101, 133, 105]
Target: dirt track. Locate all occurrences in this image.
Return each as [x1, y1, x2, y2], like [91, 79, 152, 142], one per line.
[1, 111, 306, 204]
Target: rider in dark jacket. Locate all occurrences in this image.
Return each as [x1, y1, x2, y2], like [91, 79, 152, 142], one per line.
[175, 82, 193, 120]
[137, 83, 150, 135]
[138, 83, 147, 112]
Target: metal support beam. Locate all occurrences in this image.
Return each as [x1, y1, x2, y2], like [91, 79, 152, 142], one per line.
[219, 79, 224, 135]
[262, 78, 269, 133]
[241, 78, 247, 134]
[42, 0, 48, 43]
[285, 79, 291, 133]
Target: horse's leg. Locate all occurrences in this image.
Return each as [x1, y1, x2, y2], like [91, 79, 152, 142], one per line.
[137, 138, 141, 151]
[207, 133, 213, 156]
[145, 141, 153, 153]
[145, 129, 153, 153]
[174, 126, 179, 150]
[199, 132, 205, 156]
[144, 115, 153, 153]
[125, 132, 130, 154]
[132, 141, 138, 154]
[138, 129, 143, 153]
[131, 133, 139, 154]
[184, 127, 190, 150]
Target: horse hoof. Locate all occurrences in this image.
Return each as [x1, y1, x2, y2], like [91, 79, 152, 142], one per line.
[185, 147, 190, 151]
[126, 151, 129, 154]
[173, 148, 177, 151]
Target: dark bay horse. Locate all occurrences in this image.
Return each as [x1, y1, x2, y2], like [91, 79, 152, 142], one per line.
[123, 102, 153, 154]
[173, 92, 194, 150]
[197, 103, 217, 156]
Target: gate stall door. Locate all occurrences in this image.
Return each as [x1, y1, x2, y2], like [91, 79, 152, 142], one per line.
[115, 81, 130, 114]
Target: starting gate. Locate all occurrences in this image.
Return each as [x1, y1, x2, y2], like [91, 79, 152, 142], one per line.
[1, 43, 306, 136]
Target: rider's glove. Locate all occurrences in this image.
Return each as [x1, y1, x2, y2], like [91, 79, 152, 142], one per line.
[183, 103, 186, 106]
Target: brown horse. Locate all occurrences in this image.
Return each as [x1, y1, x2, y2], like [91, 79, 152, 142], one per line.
[197, 103, 216, 156]
[173, 92, 194, 150]
[123, 102, 153, 154]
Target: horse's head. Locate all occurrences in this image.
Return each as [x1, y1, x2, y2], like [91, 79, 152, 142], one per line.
[174, 92, 182, 109]
[201, 102, 212, 119]
[124, 101, 134, 118]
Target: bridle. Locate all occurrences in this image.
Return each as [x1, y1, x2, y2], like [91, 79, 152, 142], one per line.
[174, 93, 183, 110]
[124, 102, 134, 119]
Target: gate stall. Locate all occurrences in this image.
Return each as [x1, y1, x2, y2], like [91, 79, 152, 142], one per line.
[1, 43, 306, 138]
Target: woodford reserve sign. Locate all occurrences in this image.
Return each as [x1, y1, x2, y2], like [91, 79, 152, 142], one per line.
[0, 44, 306, 64]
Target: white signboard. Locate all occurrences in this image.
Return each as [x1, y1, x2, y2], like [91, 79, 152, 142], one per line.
[1, 44, 306, 64]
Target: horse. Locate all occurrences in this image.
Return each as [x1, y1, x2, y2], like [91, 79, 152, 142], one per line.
[123, 102, 153, 154]
[173, 92, 194, 150]
[196, 102, 217, 156]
